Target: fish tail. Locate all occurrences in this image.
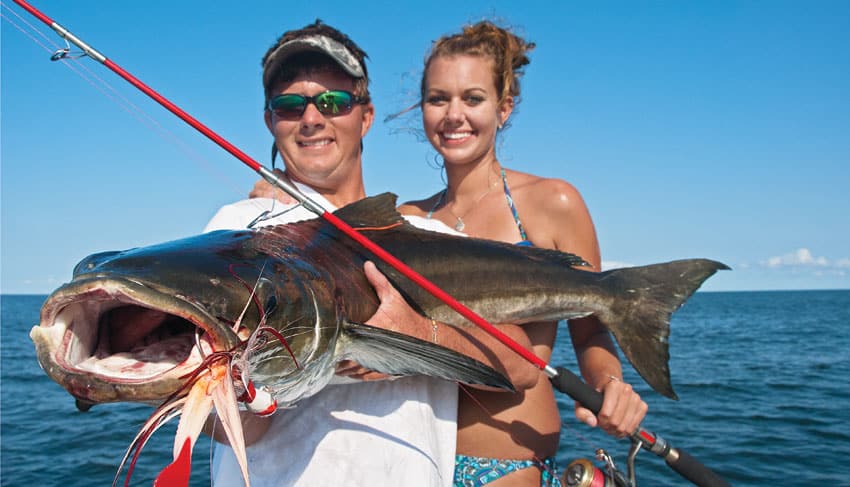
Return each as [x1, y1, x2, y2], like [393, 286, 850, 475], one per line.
[596, 259, 729, 399]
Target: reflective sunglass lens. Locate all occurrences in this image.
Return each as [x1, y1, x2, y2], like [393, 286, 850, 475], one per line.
[315, 91, 353, 115]
[270, 95, 306, 118]
[269, 91, 358, 119]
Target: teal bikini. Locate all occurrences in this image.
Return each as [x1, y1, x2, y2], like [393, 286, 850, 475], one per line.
[428, 169, 560, 486]
[453, 455, 560, 487]
[498, 168, 533, 247]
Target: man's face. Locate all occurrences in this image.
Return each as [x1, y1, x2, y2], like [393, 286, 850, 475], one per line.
[265, 69, 374, 191]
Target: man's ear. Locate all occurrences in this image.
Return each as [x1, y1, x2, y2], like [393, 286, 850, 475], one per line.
[264, 109, 274, 133]
[360, 102, 375, 138]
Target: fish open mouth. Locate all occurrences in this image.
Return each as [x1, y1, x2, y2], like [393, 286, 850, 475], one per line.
[58, 298, 204, 379]
[31, 277, 241, 404]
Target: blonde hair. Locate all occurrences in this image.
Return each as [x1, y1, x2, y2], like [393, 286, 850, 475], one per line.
[421, 21, 535, 106]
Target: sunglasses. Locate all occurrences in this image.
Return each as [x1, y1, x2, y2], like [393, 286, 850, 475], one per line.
[268, 90, 366, 119]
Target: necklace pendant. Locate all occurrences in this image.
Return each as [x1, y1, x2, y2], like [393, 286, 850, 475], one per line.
[454, 218, 465, 232]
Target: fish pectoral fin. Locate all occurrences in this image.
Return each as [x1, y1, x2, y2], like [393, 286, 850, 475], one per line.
[340, 321, 514, 392]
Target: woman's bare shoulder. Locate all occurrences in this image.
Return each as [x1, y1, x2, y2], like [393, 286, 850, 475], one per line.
[506, 169, 597, 260]
[508, 170, 586, 216]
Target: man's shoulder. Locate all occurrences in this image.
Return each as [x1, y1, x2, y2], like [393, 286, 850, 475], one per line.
[204, 198, 316, 232]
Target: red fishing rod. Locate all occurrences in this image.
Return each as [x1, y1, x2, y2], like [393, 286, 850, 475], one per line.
[12, 2, 729, 485]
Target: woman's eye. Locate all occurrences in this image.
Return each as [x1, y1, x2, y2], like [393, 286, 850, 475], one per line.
[464, 95, 485, 105]
[425, 95, 448, 105]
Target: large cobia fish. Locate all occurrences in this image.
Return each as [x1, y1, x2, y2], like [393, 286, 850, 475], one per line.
[31, 193, 727, 485]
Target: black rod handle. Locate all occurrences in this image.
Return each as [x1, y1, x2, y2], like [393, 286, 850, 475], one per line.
[550, 365, 603, 413]
[667, 447, 732, 487]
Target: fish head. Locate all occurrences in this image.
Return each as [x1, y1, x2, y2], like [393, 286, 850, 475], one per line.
[30, 228, 335, 409]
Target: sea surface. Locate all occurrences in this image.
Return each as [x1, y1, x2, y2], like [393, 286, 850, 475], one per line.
[2, 290, 849, 486]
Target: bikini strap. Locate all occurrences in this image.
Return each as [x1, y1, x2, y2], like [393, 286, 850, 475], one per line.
[500, 168, 528, 241]
[426, 189, 447, 219]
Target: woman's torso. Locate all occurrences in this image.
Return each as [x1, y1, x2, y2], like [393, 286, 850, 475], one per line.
[400, 168, 567, 462]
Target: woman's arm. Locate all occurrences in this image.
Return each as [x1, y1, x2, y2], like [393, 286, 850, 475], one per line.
[538, 178, 648, 437]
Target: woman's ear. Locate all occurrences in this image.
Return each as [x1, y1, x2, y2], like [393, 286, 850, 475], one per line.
[499, 96, 514, 128]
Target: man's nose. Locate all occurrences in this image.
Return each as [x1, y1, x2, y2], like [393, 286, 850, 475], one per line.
[300, 102, 326, 127]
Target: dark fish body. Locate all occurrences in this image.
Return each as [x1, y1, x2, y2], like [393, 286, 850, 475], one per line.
[31, 193, 727, 410]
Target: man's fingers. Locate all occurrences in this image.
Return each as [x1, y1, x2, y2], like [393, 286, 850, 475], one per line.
[363, 261, 391, 296]
[248, 180, 276, 199]
[248, 169, 297, 203]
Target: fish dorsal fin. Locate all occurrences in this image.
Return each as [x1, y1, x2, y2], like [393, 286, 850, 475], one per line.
[332, 193, 404, 228]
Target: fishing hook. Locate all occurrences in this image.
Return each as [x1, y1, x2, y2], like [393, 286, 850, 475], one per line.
[247, 201, 304, 228]
[248, 206, 297, 227]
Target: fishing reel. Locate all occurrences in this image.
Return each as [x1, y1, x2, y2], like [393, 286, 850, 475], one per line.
[561, 445, 641, 487]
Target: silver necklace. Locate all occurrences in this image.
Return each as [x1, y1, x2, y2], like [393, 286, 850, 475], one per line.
[435, 179, 498, 232]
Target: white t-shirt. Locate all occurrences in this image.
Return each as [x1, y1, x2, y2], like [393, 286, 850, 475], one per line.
[207, 183, 458, 487]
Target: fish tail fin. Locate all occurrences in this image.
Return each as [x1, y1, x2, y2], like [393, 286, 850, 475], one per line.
[597, 259, 729, 400]
[341, 322, 515, 392]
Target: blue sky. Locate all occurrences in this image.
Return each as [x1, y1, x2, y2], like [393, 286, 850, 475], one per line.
[2, 1, 848, 294]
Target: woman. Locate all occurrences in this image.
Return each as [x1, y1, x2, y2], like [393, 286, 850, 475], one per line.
[396, 21, 648, 486]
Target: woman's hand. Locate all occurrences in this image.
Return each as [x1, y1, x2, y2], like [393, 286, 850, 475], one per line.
[574, 375, 648, 438]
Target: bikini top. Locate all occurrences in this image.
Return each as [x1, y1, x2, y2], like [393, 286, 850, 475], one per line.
[427, 168, 532, 246]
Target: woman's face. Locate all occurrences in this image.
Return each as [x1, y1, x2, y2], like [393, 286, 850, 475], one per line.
[422, 54, 513, 167]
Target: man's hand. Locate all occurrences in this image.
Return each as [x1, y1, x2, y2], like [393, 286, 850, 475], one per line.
[362, 260, 429, 336]
[334, 261, 423, 381]
[334, 359, 395, 381]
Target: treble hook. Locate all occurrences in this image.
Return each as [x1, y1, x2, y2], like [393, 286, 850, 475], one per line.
[50, 39, 87, 61]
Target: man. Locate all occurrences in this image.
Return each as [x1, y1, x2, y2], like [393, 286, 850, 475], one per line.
[206, 20, 536, 486]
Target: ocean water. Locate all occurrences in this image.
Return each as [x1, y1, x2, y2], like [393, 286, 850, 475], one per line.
[2, 290, 849, 486]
